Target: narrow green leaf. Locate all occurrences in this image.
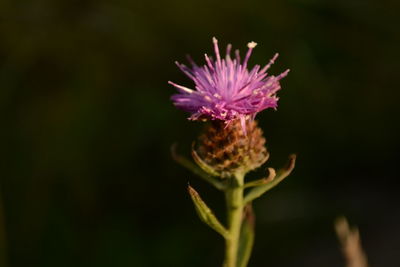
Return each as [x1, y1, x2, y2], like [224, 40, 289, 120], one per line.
[171, 144, 225, 190]
[188, 185, 229, 239]
[243, 167, 276, 188]
[237, 205, 255, 267]
[191, 144, 220, 177]
[244, 154, 296, 204]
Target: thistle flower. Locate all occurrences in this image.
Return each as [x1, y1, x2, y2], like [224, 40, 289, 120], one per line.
[169, 37, 289, 130]
[170, 38, 295, 267]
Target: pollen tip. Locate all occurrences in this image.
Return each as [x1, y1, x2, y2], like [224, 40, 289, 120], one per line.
[247, 41, 257, 49]
[212, 37, 218, 43]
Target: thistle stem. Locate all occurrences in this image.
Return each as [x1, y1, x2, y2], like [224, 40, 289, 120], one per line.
[224, 173, 245, 267]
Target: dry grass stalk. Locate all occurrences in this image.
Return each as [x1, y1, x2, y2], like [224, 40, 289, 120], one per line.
[334, 217, 368, 267]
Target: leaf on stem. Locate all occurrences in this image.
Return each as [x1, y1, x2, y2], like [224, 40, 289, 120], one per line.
[191, 143, 220, 177]
[188, 185, 229, 239]
[171, 144, 225, 190]
[243, 168, 276, 188]
[243, 154, 296, 204]
[237, 204, 255, 267]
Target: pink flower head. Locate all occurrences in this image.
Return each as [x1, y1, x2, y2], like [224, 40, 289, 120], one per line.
[169, 37, 289, 129]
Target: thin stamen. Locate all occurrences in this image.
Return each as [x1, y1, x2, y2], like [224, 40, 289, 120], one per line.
[226, 44, 232, 58]
[260, 53, 279, 74]
[204, 54, 215, 71]
[243, 41, 257, 68]
[276, 69, 290, 80]
[175, 61, 195, 80]
[212, 37, 221, 65]
[168, 81, 194, 94]
[235, 49, 241, 63]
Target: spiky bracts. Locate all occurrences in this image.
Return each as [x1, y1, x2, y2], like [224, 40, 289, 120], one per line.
[195, 120, 268, 178]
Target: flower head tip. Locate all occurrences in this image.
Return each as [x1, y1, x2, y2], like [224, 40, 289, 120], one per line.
[169, 38, 288, 126]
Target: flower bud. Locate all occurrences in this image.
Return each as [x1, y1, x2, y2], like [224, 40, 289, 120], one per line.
[195, 119, 269, 178]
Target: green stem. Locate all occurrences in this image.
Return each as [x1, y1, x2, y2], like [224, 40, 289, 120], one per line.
[224, 173, 245, 267]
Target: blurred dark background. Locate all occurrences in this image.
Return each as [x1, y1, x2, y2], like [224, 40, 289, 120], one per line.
[0, 0, 399, 266]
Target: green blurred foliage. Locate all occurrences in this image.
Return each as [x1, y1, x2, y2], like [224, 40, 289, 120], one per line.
[0, 0, 399, 266]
